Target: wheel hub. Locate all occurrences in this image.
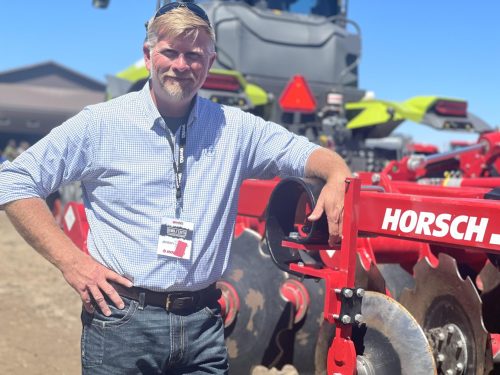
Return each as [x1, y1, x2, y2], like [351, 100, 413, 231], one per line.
[400, 253, 493, 374]
[427, 323, 467, 374]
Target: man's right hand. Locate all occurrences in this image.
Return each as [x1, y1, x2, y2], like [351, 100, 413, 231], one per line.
[4, 198, 134, 317]
[61, 251, 133, 316]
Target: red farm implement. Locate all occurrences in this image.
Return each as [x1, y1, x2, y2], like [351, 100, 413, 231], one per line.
[62, 147, 500, 373]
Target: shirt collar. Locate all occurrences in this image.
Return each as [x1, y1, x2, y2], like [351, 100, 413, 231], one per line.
[139, 81, 201, 130]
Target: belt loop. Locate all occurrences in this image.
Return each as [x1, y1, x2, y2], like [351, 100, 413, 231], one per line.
[138, 292, 146, 310]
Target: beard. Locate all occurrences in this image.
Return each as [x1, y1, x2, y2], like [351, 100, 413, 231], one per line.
[152, 68, 197, 102]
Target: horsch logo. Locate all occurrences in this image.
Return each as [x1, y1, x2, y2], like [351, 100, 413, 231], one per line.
[381, 208, 489, 242]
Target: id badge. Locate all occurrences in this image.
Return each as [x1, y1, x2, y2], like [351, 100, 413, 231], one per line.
[157, 218, 194, 260]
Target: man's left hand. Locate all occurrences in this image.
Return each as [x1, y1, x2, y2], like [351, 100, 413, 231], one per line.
[307, 178, 346, 246]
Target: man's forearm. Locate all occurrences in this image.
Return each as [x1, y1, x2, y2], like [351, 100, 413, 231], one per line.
[5, 198, 133, 314]
[4, 198, 83, 272]
[305, 147, 352, 182]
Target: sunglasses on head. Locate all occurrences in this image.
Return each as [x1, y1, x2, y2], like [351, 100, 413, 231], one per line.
[153, 2, 211, 26]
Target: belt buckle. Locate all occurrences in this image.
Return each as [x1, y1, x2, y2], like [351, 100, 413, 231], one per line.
[165, 293, 195, 311]
[165, 294, 174, 311]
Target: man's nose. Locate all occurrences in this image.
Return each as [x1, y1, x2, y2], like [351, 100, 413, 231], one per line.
[172, 54, 189, 72]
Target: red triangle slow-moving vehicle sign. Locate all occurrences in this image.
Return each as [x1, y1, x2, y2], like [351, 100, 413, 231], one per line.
[279, 75, 317, 113]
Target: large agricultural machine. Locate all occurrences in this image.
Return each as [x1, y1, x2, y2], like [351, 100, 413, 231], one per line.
[104, 0, 493, 173]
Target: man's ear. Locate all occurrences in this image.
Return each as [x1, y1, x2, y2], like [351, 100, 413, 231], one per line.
[143, 43, 152, 72]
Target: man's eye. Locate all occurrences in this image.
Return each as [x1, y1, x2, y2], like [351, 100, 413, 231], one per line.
[186, 53, 202, 61]
[162, 50, 178, 58]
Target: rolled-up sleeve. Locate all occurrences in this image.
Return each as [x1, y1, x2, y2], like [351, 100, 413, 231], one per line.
[242, 113, 320, 180]
[0, 108, 94, 206]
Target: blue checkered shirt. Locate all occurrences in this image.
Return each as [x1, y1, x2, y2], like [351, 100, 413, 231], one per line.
[0, 84, 319, 291]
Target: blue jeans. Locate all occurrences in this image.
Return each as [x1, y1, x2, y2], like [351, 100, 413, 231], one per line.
[80, 296, 228, 374]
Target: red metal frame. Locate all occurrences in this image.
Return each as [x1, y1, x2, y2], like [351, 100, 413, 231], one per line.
[278, 177, 500, 373]
[356, 190, 500, 254]
[383, 131, 500, 182]
[280, 178, 361, 374]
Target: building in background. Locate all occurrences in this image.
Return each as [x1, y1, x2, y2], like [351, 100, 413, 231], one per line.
[0, 61, 105, 149]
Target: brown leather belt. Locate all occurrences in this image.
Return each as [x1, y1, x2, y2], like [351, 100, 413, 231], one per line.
[110, 281, 221, 312]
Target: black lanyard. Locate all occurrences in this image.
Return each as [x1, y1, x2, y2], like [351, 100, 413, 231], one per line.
[165, 123, 186, 201]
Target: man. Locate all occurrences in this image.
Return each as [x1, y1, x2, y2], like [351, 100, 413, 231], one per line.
[0, 2, 351, 374]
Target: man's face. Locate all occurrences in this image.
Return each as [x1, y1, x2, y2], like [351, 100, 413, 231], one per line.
[144, 30, 216, 104]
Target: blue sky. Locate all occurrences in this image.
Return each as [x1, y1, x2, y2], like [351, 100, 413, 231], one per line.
[1, 0, 498, 150]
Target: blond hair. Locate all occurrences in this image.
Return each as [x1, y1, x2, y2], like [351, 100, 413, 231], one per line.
[146, 7, 216, 52]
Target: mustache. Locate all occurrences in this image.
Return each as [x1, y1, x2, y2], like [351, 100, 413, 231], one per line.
[161, 72, 195, 80]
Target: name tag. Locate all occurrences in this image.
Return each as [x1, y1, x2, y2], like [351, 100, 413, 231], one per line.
[157, 218, 194, 260]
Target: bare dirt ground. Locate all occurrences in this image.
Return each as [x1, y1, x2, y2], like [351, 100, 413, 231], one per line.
[0, 212, 82, 374]
[0, 212, 299, 375]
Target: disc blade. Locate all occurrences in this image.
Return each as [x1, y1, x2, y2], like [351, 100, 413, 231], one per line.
[400, 253, 493, 374]
[356, 291, 436, 375]
[315, 291, 436, 375]
[478, 260, 500, 333]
